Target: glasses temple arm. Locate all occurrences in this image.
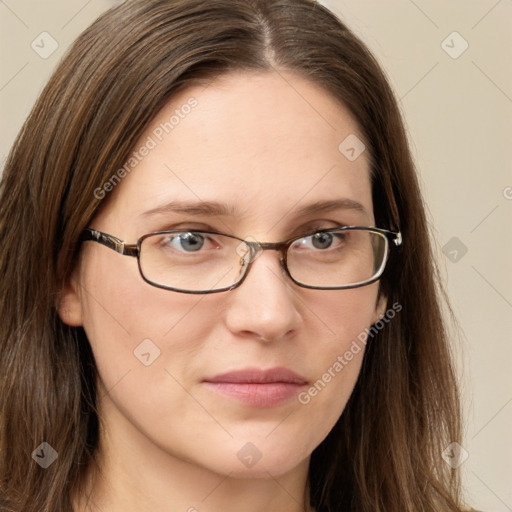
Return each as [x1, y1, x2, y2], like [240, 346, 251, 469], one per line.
[81, 228, 138, 256]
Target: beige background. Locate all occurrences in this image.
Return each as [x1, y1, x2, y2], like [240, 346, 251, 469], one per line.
[1, 1, 511, 509]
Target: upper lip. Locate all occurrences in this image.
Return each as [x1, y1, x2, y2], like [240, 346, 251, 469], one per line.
[203, 367, 308, 384]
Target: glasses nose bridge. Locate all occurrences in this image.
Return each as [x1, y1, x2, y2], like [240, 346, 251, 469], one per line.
[242, 239, 287, 265]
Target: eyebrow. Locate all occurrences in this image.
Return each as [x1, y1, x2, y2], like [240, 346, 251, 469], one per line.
[294, 198, 368, 217]
[140, 200, 236, 217]
[140, 198, 368, 218]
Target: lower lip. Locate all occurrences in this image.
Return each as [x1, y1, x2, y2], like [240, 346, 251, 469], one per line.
[203, 382, 305, 407]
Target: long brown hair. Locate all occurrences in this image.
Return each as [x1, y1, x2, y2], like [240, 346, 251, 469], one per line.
[0, 1, 463, 510]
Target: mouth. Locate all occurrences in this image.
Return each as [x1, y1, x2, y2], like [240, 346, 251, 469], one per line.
[202, 367, 308, 408]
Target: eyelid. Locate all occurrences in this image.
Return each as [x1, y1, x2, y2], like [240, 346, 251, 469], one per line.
[145, 221, 350, 240]
[297, 222, 349, 238]
[149, 222, 225, 234]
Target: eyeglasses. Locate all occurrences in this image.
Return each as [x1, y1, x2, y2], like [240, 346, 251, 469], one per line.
[80, 226, 402, 294]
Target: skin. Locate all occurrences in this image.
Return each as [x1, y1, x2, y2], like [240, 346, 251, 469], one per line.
[59, 70, 387, 512]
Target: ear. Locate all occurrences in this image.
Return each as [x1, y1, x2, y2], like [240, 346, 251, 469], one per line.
[371, 292, 387, 325]
[57, 273, 83, 327]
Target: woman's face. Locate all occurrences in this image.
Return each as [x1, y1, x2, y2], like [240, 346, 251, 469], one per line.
[61, 71, 385, 479]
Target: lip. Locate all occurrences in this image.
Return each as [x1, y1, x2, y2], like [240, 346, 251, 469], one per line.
[202, 367, 308, 408]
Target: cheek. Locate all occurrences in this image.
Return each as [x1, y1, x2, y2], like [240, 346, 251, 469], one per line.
[78, 250, 220, 390]
[294, 285, 379, 430]
[304, 282, 380, 353]
[295, 351, 364, 457]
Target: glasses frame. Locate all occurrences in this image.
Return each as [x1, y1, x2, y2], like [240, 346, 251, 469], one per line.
[80, 226, 402, 294]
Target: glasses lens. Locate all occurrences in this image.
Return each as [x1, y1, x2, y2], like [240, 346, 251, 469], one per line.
[138, 228, 389, 292]
[287, 228, 388, 288]
[139, 231, 247, 292]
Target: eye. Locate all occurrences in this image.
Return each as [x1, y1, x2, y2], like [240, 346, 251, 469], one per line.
[165, 232, 206, 252]
[310, 232, 334, 249]
[294, 231, 345, 250]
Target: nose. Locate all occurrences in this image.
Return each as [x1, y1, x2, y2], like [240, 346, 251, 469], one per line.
[224, 250, 303, 342]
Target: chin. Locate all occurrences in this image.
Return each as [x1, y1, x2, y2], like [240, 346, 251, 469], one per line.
[220, 436, 311, 478]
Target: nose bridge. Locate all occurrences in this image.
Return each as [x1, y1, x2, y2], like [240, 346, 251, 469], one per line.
[240, 240, 290, 286]
[225, 240, 302, 340]
[245, 239, 286, 263]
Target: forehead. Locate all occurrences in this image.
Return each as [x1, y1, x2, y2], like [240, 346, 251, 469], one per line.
[97, 70, 373, 234]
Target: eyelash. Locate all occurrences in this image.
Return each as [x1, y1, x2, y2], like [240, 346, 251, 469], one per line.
[150, 221, 349, 238]
[298, 222, 348, 237]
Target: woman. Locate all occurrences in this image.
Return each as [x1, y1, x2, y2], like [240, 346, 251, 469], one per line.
[0, 0, 467, 510]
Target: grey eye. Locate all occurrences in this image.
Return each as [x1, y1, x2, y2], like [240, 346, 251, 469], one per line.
[310, 232, 334, 249]
[169, 232, 205, 252]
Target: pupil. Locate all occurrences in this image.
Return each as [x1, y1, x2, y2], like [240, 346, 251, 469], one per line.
[179, 232, 204, 251]
[312, 232, 333, 249]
